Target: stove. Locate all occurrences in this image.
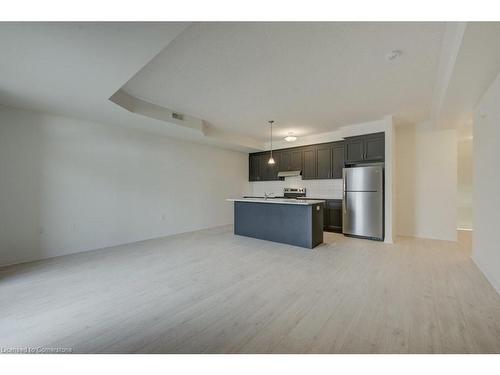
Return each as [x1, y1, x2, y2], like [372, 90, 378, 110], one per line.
[283, 188, 306, 199]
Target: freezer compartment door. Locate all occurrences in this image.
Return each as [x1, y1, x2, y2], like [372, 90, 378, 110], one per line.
[343, 166, 383, 192]
[342, 191, 383, 239]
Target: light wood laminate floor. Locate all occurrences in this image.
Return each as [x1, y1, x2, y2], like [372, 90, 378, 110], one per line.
[1, 226, 500, 353]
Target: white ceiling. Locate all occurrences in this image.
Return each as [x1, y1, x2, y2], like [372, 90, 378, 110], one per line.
[1, 22, 499, 150]
[122, 22, 446, 140]
[0, 22, 187, 117]
[0, 23, 239, 146]
[435, 22, 500, 129]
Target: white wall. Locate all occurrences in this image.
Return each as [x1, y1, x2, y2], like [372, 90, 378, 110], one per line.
[395, 121, 457, 241]
[250, 177, 343, 199]
[472, 72, 500, 294]
[457, 134, 474, 230]
[0, 104, 249, 266]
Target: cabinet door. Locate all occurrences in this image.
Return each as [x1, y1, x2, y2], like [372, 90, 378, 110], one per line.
[316, 144, 332, 179]
[364, 133, 385, 161]
[249, 153, 261, 181]
[331, 142, 345, 179]
[323, 202, 328, 230]
[345, 138, 364, 164]
[261, 151, 279, 180]
[325, 200, 343, 233]
[259, 153, 270, 181]
[302, 146, 317, 180]
[279, 150, 291, 171]
[290, 149, 303, 171]
[270, 151, 280, 180]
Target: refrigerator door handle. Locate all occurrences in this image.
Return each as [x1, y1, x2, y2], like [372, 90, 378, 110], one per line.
[343, 168, 347, 192]
[342, 168, 347, 214]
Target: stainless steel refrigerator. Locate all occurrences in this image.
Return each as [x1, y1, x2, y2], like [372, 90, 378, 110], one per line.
[342, 165, 384, 240]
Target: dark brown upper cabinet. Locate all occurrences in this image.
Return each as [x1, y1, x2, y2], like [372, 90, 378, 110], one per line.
[248, 141, 347, 181]
[279, 150, 292, 172]
[249, 153, 261, 181]
[345, 137, 364, 164]
[290, 149, 303, 171]
[363, 133, 385, 161]
[270, 150, 281, 179]
[316, 144, 332, 179]
[259, 153, 270, 181]
[249, 136, 384, 181]
[331, 142, 345, 179]
[316, 141, 345, 180]
[345, 132, 385, 164]
[302, 146, 317, 180]
[278, 148, 302, 172]
[260, 151, 280, 181]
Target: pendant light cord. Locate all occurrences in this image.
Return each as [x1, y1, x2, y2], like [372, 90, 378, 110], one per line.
[270, 121, 273, 159]
[267, 120, 275, 165]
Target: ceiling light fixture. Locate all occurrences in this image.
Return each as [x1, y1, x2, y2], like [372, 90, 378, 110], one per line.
[385, 49, 402, 62]
[284, 132, 297, 142]
[268, 120, 275, 165]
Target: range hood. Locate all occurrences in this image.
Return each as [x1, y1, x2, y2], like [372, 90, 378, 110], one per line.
[277, 170, 302, 178]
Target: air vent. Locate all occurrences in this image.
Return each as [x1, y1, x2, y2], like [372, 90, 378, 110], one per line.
[172, 112, 184, 121]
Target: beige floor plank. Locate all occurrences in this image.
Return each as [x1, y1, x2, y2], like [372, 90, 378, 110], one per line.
[1, 227, 499, 353]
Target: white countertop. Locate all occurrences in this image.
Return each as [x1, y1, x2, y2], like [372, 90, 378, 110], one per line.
[226, 198, 325, 205]
[308, 195, 342, 200]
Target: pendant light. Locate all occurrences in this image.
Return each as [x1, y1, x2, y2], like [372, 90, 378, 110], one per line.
[268, 120, 275, 165]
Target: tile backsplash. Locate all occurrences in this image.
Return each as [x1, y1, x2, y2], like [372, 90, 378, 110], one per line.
[250, 176, 343, 199]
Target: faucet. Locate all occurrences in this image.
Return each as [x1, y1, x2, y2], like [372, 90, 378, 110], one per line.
[264, 192, 274, 200]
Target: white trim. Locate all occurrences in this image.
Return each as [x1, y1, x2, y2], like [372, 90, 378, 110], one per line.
[109, 89, 264, 151]
[430, 22, 467, 127]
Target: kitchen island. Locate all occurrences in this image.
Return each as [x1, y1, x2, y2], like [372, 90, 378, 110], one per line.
[226, 198, 325, 249]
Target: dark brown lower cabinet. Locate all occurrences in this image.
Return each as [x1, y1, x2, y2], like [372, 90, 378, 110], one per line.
[324, 199, 343, 233]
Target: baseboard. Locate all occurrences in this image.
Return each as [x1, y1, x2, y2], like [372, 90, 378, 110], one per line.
[395, 228, 459, 242]
[0, 223, 233, 269]
[471, 254, 500, 296]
